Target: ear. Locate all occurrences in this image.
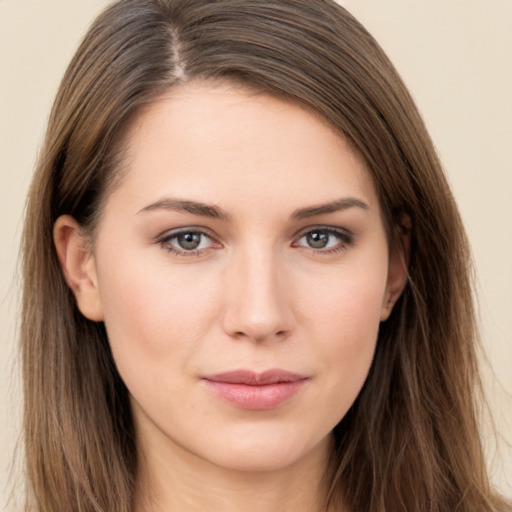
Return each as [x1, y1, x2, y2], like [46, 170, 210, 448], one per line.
[53, 215, 104, 321]
[380, 214, 411, 321]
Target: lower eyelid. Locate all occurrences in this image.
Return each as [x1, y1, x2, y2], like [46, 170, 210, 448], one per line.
[157, 227, 353, 255]
[157, 228, 223, 256]
[294, 228, 353, 247]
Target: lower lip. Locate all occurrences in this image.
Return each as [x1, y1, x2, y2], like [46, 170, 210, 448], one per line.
[203, 380, 307, 410]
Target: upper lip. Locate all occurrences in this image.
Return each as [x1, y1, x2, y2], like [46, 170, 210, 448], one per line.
[203, 369, 308, 385]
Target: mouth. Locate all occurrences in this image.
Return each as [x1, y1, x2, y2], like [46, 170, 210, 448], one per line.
[201, 369, 309, 410]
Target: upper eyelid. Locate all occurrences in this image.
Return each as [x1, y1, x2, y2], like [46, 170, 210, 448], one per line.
[154, 225, 353, 246]
[293, 225, 353, 238]
[292, 226, 354, 251]
[157, 229, 219, 256]
[156, 226, 217, 242]
[156, 228, 220, 256]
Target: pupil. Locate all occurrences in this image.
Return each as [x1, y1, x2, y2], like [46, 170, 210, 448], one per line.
[307, 231, 328, 249]
[178, 232, 201, 250]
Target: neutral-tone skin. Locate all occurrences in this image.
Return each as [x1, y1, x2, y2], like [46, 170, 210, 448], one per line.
[54, 83, 407, 512]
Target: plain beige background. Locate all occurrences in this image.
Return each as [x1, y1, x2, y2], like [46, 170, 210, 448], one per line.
[1, 0, 511, 508]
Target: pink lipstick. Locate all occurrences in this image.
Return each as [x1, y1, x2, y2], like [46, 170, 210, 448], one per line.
[202, 369, 308, 410]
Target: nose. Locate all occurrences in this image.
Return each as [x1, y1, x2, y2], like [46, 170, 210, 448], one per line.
[222, 246, 294, 343]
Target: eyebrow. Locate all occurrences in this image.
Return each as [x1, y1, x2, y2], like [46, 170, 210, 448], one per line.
[137, 198, 231, 220]
[290, 197, 369, 220]
[137, 196, 369, 221]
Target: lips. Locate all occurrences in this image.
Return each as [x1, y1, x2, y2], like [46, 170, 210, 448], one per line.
[202, 369, 309, 410]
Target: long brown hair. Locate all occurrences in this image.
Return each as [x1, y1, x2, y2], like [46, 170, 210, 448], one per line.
[20, 1, 510, 510]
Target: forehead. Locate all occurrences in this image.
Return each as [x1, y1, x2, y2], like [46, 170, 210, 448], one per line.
[110, 82, 379, 218]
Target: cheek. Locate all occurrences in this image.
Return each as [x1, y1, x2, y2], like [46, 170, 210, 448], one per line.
[94, 247, 221, 380]
[302, 255, 387, 340]
[299, 263, 387, 410]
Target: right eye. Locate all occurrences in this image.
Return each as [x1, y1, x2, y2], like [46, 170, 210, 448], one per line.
[159, 229, 218, 256]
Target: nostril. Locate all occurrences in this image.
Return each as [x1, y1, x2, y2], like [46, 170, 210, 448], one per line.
[230, 329, 289, 343]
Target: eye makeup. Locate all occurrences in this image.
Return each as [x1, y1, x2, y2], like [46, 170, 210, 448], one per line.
[156, 224, 354, 259]
[293, 226, 354, 255]
[157, 227, 221, 257]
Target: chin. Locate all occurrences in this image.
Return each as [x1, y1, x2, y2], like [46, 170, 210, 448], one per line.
[198, 426, 333, 474]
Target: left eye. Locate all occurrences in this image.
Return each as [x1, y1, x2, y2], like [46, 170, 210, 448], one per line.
[295, 228, 350, 251]
[162, 230, 214, 253]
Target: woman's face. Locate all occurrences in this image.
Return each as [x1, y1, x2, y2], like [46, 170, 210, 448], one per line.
[62, 83, 406, 473]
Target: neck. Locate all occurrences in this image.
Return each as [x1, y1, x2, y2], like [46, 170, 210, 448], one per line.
[134, 431, 337, 512]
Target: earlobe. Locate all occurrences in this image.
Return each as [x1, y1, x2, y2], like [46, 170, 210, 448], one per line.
[380, 214, 411, 321]
[53, 215, 104, 321]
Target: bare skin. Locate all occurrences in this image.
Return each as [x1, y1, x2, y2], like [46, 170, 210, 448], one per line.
[54, 82, 407, 511]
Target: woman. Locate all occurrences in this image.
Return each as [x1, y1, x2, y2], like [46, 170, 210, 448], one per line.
[19, 0, 510, 511]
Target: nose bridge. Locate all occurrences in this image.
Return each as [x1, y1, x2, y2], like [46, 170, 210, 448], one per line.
[223, 241, 292, 342]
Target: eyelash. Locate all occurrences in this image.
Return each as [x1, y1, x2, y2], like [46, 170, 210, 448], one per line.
[293, 227, 354, 255]
[157, 226, 354, 257]
[158, 228, 217, 257]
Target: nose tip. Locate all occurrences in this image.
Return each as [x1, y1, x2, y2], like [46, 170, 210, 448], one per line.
[221, 255, 294, 343]
[223, 293, 292, 343]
